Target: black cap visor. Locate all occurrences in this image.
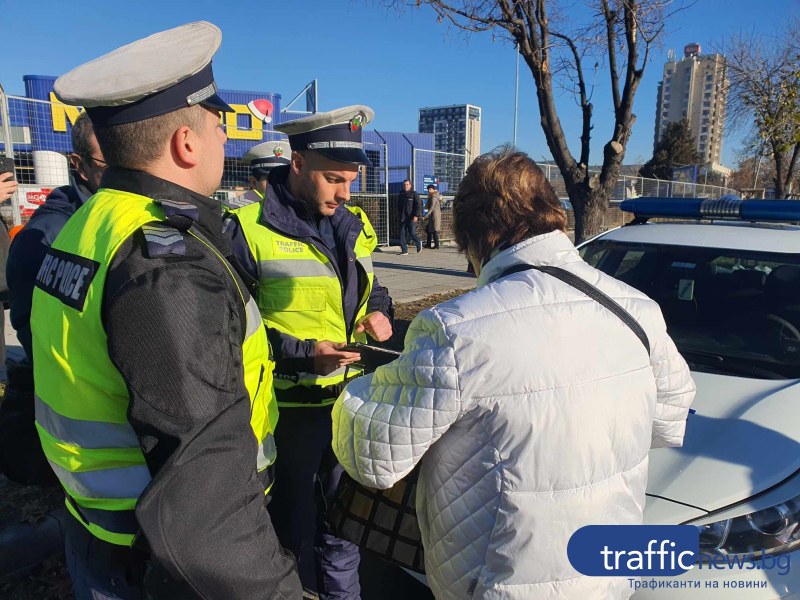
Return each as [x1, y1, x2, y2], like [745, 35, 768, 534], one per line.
[200, 92, 234, 114]
[314, 146, 372, 167]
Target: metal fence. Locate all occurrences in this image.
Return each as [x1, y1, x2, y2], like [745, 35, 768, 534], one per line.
[0, 91, 392, 242]
[0, 88, 739, 243]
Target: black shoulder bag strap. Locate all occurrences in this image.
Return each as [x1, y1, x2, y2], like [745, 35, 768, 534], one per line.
[500, 263, 650, 354]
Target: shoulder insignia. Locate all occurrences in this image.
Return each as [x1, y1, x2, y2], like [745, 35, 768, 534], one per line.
[142, 223, 186, 257]
[224, 194, 255, 210]
[154, 197, 200, 221]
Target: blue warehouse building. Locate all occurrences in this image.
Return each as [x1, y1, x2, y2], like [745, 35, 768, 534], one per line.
[4, 76, 435, 196]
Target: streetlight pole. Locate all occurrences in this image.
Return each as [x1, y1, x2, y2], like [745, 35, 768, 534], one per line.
[513, 43, 520, 147]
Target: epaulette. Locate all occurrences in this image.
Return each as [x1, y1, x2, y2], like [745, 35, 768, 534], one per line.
[154, 197, 199, 232]
[141, 222, 186, 257]
[224, 194, 256, 210]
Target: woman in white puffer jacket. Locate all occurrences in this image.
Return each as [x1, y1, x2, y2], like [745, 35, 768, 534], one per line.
[332, 147, 695, 600]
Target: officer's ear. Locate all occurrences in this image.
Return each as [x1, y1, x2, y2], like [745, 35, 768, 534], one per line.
[291, 151, 304, 176]
[171, 124, 200, 168]
[69, 153, 85, 179]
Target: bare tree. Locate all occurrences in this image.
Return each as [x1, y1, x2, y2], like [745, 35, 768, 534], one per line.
[722, 24, 800, 199]
[387, 0, 680, 242]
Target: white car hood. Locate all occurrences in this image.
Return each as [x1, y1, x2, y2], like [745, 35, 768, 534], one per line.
[645, 372, 800, 519]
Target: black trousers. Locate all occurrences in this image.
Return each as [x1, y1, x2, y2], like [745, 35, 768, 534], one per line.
[425, 231, 440, 249]
[268, 405, 360, 599]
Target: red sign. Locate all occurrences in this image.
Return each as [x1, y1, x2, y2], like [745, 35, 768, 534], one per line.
[26, 191, 49, 205]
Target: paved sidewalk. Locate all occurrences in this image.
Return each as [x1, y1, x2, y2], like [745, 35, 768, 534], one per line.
[372, 243, 476, 303]
[1, 243, 476, 372]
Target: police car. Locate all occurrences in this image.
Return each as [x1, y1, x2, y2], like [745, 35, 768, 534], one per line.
[578, 197, 800, 598]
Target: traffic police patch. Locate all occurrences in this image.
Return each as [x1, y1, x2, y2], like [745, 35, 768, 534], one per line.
[35, 248, 99, 311]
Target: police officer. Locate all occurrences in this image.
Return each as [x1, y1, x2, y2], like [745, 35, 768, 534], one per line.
[228, 140, 292, 208]
[31, 21, 301, 599]
[226, 106, 393, 599]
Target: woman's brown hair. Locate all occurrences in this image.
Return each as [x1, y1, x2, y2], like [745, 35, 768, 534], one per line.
[453, 146, 566, 265]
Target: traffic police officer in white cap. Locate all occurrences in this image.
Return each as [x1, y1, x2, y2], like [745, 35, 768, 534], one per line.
[228, 140, 292, 208]
[31, 21, 301, 599]
[226, 106, 393, 598]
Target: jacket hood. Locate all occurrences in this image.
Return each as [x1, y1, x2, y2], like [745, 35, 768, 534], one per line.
[37, 177, 88, 219]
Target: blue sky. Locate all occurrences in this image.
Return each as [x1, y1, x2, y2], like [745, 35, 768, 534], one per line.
[0, 0, 792, 167]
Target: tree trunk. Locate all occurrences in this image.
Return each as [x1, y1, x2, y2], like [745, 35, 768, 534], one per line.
[569, 183, 610, 244]
[774, 147, 786, 199]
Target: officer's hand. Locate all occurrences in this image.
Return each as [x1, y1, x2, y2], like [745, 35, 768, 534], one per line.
[313, 341, 361, 376]
[355, 311, 393, 342]
[0, 172, 18, 203]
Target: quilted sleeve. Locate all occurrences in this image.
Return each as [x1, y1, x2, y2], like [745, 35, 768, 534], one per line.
[332, 308, 462, 489]
[649, 311, 696, 449]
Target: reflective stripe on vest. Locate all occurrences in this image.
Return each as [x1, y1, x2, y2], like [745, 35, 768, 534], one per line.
[231, 202, 378, 407]
[32, 188, 279, 546]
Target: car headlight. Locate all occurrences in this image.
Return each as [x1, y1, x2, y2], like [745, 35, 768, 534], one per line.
[697, 494, 800, 557]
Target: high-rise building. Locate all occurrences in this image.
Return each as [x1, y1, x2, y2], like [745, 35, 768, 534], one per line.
[418, 104, 481, 163]
[653, 43, 728, 166]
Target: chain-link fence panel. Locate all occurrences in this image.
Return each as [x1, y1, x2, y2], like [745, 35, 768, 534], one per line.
[404, 149, 467, 244]
[348, 142, 389, 246]
[1, 94, 82, 224]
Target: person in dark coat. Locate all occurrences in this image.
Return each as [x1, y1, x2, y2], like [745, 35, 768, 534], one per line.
[396, 179, 421, 255]
[1, 112, 106, 485]
[423, 184, 442, 249]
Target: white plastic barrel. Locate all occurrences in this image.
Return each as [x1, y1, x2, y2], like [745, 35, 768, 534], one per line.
[32, 151, 69, 187]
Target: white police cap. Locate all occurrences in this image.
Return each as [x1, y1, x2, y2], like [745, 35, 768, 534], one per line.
[243, 141, 291, 176]
[274, 105, 374, 166]
[54, 21, 232, 126]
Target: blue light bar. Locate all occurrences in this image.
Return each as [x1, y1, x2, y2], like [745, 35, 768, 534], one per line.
[620, 197, 800, 223]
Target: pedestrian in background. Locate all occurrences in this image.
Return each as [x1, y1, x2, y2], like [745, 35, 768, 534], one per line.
[332, 146, 695, 600]
[396, 178, 421, 255]
[423, 183, 441, 249]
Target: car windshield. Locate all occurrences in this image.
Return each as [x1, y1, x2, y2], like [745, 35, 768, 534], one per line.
[581, 240, 800, 379]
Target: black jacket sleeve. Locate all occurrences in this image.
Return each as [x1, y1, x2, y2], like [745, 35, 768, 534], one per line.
[7, 212, 70, 361]
[104, 241, 301, 599]
[366, 274, 393, 323]
[413, 192, 422, 219]
[266, 327, 316, 375]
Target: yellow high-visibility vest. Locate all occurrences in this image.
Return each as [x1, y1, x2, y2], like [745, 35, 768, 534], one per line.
[32, 188, 279, 546]
[231, 201, 377, 407]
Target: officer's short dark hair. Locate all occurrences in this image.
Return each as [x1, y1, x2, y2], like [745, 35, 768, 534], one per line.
[93, 104, 207, 170]
[453, 146, 566, 265]
[71, 112, 96, 159]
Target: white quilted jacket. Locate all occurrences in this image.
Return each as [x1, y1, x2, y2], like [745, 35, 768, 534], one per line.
[332, 231, 696, 600]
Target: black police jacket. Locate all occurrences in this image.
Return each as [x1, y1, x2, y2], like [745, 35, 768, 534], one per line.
[98, 169, 301, 598]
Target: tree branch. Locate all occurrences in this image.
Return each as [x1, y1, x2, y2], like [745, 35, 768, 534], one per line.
[600, 0, 621, 111]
